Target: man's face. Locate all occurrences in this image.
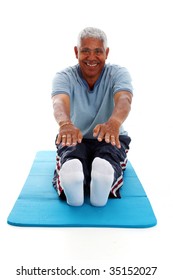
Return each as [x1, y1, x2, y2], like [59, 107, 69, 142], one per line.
[74, 37, 109, 82]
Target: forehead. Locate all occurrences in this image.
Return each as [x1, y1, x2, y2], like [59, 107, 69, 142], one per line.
[80, 37, 104, 49]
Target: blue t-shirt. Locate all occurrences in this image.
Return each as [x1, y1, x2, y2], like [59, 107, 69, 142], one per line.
[52, 63, 133, 139]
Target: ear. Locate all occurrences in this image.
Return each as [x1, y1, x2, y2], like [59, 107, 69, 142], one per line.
[105, 47, 109, 59]
[74, 46, 78, 59]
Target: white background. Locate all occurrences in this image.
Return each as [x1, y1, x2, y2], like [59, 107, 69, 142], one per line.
[0, 0, 173, 279]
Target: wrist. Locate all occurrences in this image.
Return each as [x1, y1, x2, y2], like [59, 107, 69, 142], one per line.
[59, 120, 73, 128]
[108, 117, 122, 127]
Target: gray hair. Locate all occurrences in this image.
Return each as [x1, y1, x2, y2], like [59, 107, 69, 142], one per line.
[77, 27, 108, 49]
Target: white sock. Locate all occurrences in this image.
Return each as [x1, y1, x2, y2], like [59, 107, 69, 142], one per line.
[90, 157, 114, 206]
[59, 159, 84, 206]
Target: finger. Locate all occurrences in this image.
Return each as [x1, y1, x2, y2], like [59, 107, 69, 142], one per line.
[105, 133, 111, 143]
[110, 135, 116, 146]
[77, 131, 83, 143]
[97, 125, 106, 142]
[97, 131, 105, 142]
[93, 124, 101, 137]
[61, 134, 67, 146]
[72, 135, 77, 146]
[115, 136, 121, 148]
[56, 134, 63, 145]
[66, 134, 72, 146]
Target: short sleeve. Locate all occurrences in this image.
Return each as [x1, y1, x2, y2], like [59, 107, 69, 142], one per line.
[112, 66, 133, 95]
[51, 71, 71, 97]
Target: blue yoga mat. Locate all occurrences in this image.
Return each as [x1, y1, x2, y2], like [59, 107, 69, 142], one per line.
[7, 151, 157, 228]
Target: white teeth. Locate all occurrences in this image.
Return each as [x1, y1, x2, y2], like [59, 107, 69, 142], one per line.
[87, 63, 97, 67]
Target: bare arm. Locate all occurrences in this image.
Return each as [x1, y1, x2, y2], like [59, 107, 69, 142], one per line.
[52, 94, 83, 146]
[52, 93, 71, 125]
[93, 91, 132, 148]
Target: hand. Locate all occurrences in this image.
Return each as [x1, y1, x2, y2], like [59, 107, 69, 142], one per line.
[93, 120, 121, 148]
[56, 124, 83, 146]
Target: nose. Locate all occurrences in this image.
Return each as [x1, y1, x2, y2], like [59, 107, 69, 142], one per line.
[88, 50, 96, 59]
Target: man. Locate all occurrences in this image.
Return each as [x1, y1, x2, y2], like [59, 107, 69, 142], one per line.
[51, 27, 133, 207]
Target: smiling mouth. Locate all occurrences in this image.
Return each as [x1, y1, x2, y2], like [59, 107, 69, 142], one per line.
[85, 62, 99, 67]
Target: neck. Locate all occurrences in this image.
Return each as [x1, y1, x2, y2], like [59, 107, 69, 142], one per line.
[86, 78, 97, 90]
[80, 72, 99, 90]
[78, 65, 104, 90]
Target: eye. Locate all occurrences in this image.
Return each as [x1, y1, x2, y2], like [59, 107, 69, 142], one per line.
[80, 48, 104, 55]
[95, 48, 104, 55]
[80, 48, 90, 55]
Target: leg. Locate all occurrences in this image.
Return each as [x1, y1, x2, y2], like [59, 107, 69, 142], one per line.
[90, 135, 131, 199]
[59, 159, 84, 206]
[90, 157, 114, 206]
